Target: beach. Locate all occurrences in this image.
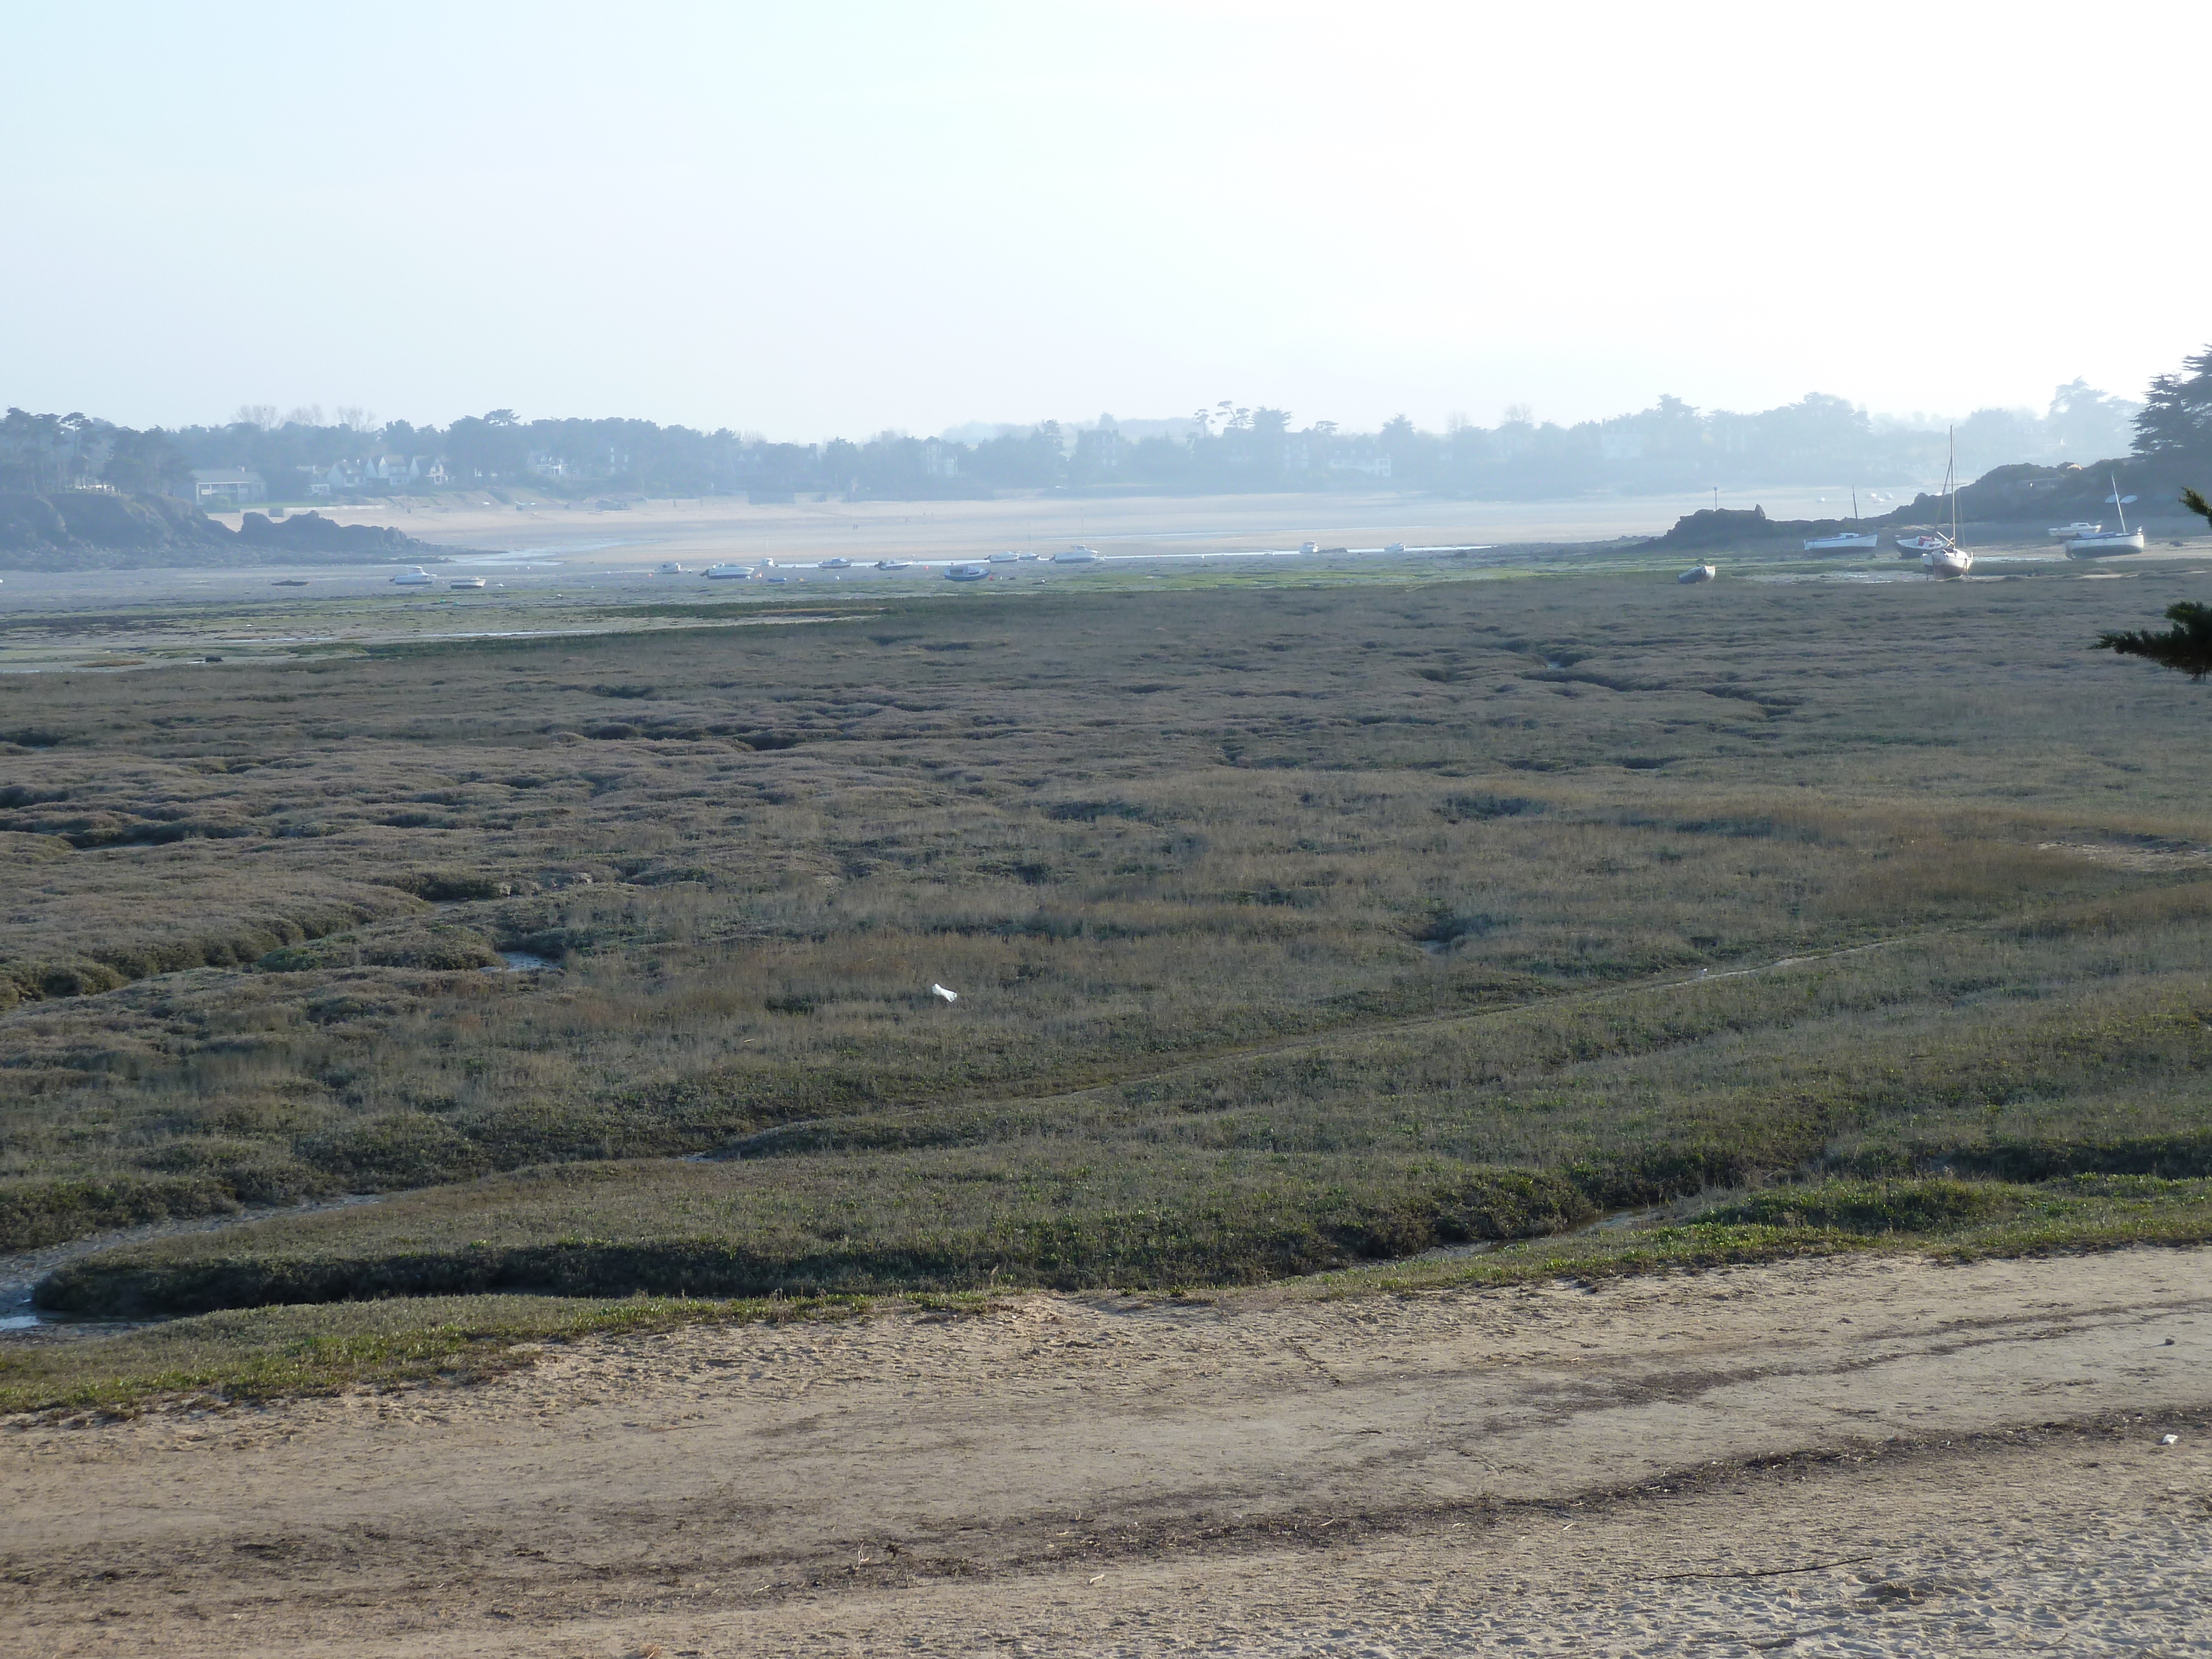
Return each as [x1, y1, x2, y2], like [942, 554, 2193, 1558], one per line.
[5, 1246, 2205, 1656]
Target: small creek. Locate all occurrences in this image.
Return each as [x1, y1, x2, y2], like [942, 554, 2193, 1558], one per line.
[0, 1193, 385, 1343]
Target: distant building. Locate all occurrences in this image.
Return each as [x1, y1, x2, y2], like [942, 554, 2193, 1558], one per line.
[527, 452, 568, 478]
[921, 438, 961, 478]
[1328, 455, 1392, 479]
[186, 468, 267, 505]
[309, 461, 366, 496]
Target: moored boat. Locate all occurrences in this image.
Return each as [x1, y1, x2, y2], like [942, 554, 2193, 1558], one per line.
[1678, 564, 1716, 583]
[2067, 475, 2146, 556]
[1921, 431, 1972, 577]
[2067, 528, 2146, 556]
[1806, 487, 1877, 552]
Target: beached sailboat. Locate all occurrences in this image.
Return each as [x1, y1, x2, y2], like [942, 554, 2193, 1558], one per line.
[1805, 488, 1880, 552]
[1922, 430, 1973, 577]
[2066, 478, 2146, 556]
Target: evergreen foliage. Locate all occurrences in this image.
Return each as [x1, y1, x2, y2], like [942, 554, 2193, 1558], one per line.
[2134, 347, 2212, 458]
[2098, 596, 2212, 681]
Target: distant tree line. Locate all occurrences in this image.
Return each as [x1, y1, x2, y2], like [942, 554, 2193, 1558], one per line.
[4, 352, 2193, 508]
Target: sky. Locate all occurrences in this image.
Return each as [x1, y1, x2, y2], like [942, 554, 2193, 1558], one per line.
[4, 1, 2208, 440]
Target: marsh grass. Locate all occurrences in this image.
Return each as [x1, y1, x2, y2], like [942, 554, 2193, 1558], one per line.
[10, 1175, 2210, 1416]
[6, 572, 2212, 1300]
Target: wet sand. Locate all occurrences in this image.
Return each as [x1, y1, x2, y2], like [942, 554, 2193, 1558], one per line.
[3, 1247, 2205, 1655]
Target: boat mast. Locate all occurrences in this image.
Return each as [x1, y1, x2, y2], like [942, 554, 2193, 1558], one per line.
[1948, 427, 1958, 548]
[2111, 472, 2130, 535]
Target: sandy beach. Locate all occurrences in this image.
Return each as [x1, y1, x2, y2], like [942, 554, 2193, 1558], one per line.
[4, 1247, 2205, 1656]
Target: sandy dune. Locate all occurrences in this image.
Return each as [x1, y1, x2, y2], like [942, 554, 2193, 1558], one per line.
[3, 1248, 2207, 1655]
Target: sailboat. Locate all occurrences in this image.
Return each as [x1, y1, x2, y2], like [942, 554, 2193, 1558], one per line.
[1804, 487, 1880, 552]
[2065, 477, 2146, 556]
[1922, 430, 1973, 577]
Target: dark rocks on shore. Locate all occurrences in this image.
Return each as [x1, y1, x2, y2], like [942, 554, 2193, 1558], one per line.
[0, 492, 473, 572]
[1651, 505, 1869, 552]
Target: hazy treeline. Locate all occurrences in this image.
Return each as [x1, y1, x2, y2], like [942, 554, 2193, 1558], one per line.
[3, 354, 2192, 506]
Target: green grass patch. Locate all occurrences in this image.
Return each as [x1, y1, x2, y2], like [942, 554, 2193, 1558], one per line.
[12, 1176, 2210, 1417]
[1298, 1174, 2212, 1299]
[0, 1292, 867, 1417]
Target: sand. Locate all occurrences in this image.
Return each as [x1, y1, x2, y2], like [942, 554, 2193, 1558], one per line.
[3, 1248, 2207, 1656]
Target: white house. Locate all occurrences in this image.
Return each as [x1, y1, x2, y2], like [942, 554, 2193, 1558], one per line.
[187, 468, 267, 505]
[308, 461, 366, 496]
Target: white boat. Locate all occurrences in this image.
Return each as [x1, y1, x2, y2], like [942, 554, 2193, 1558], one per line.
[448, 577, 486, 589]
[821, 557, 853, 570]
[704, 564, 752, 580]
[988, 551, 1019, 564]
[2067, 528, 2146, 556]
[1896, 535, 1947, 557]
[1053, 546, 1100, 564]
[1806, 487, 1879, 552]
[389, 566, 435, 586]
[874, 559, 910, 571]
[945, 562, 988, 582]
[2048, 521, 2103, 539]
[1383, 542, 1406, 554]
[1298, 541, 1318, 554]
[1678, 564, 1716, 583]
[2068, 475, 2147, 556]
[1921, 430, 1973, 577]
[656, 562, 685, 575]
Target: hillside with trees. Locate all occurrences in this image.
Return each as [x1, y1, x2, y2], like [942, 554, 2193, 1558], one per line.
[0, 356, 2181, 538]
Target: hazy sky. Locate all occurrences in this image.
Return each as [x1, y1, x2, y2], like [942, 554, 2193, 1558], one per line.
[6, 1, 2207, 438]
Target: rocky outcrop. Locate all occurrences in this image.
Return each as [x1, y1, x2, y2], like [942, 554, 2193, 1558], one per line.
[0, 493, 467, 571]
[1652, 457, 2211, 553]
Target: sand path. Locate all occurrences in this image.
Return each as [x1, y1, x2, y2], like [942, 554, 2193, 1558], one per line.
[3, 1248, 2207, 1655]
